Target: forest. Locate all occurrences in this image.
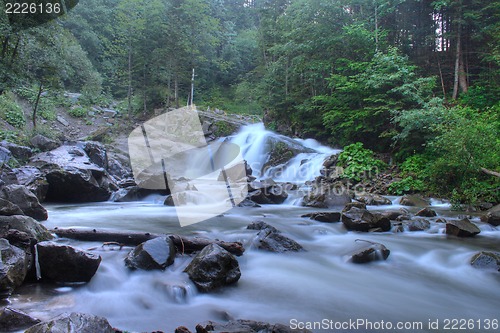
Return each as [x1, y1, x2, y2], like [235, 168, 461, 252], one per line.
[1, 0, 499, 205]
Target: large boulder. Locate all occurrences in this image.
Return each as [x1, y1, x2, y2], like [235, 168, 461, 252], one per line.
[252, 227, 303, 253]
[79, 141, 108, 169]
[0, 197, 23, 216]
[341, 207, 391, 232]
[30, 145, 118, 202]
[480, 204, 500, 226]
[347, 241, 390, 264]
[399, 195, 429, 207]
[24, 312, 115, 333]
[125, 236, 176, 270]
[355, 194, 392, 206]
[12, 166, 49, 202]
[407, 219, 431, 231]
[415, 207, 437, 217]
[35, 242, 101, 282]
[0, 307, 40, 332]
[0, 238, 29, 297]
[29, 135, 59, 152]
[301, 212, 341, 223]
[0, 215, 53, 243]
[0, 141, 33, 162]
[470, 252, 500, 271]
[0, 146, 12, 165]
[446, 218, 481, 237]
[0, 185, 47, 220]
[184, 244, 241, 292]
[248, 180, 288, 204]
[302, 181, 351, 208]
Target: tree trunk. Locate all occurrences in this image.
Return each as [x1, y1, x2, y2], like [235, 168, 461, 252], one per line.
[32, 83, 43, 129]
[143, 63, 147, 115]
[174, 75, 179, 108]
[127, 40, 132, 118]
[452, 2, 467, 100]
[51, 228, 245, 256]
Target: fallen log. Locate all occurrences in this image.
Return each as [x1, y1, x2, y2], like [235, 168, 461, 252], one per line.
[52, 228, 244, 256]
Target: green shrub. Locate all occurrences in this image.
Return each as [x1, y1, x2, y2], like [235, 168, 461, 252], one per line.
[338, 142, 386, 182]
[68, 106, 87, 118]
[0, 93, 25, 128]
[388, 176, 425, 195]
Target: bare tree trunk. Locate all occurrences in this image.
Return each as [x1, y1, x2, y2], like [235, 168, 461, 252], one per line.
[174, 75, 179, 108]
[374, 0, 379, 52]
[437, 55, 447, 101]
[452, 2, 467, 100]
[32, 82, 43, 129]
[127, 40, 132, 118]
[143, 63, 147, 115]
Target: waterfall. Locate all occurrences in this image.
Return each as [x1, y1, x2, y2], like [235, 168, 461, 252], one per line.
[34, 244, 42, 280]
[230, 123, 340, 183]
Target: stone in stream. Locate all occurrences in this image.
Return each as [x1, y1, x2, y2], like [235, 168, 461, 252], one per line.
[247, 221, 278, 233]
[125, 236, 176, 270]
[341, 207, 391, 232]
[342, 201, 367, 212]
[0, 185, 47, 221]
[480, 204, 500, 226]
[399, 195, 429, 207]
[24, 312, 115, 333]
[445, 218, 481, 237]
[184, 244, 241, 292]
[12, 166, 49, 202]
[407, 219, 431, 231]
[348, 241, 390, 264]
[176, 326, 193, 333]
[248, 179, 288, 205]
[197, 319, 313, 333]
[0, 239, 29, 298]
[470, 252, 500, 271]
[35, 242, 101, 282]
[0, 215, 53, 243]
[301, 212, 341, 223]
[415, 207, 437, 217]
[250, 222, 304, 253]
[302, 180, 351, 208]
[355, 193, 392, 206]
[0, 307, 40, 332]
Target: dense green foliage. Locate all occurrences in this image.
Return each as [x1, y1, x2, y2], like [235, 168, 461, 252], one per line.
[338, 143, 386, 182]
[0, 0, 498, 204]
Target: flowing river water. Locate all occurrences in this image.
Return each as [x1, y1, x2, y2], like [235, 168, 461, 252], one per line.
[7, 124, 500, 332]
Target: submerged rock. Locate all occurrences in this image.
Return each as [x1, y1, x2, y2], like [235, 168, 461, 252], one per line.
[24, 312, 115, 333]
[301, 212, 341, 223]
[348, 241, 390, 264]
[341, 207, 391, 232]
[184, 244, 241, 292]
[445, 218, 481, 237]
[251, 224, 304, 253]
[470, 252, 500, 271]
[407, 219, 431, 231]
[0, 307, 40, 332]
[125, 236, 176, 270]
[247, 221, 278, 233]
[355, 194, 392, 206]
[399, 195, 429, 207]
[0, 185, 47, 221]
[36, 242, 101, 282]
[0, 239, 29, 298]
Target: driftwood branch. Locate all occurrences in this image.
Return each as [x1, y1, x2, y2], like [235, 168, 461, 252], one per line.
[52, 228, 244, 256]
[481, 167, 500, 178]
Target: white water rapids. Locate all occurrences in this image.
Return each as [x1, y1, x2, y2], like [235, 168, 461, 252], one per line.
[7, 124, 500, 333]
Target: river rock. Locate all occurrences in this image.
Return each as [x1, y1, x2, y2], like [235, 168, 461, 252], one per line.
[0, 238, 29, 298]
[399, 195, 429, 207]
[184, 244, 241, 292]
[348, 241, 390, 264]
[176, 326, 193, 333]
[237, 198, 261, 207]
[0, 307, 40, 331]
[302, 181, 351, 208]
[30, 145, 118, 202]
[408, 219, 431, 231]
[253, 228, 303, 252]
[301, 212, 341, 223]
[0, 215, 53, 243]
[0, 185, 47, 220]
[445, 218, 481, 237]
[0, 198, 23, 216]
[341, 207, 391, 232]
[380, 210, 404, 221]
[79, 141, 108, 169]
[24, 312, 115, 333]
[342, 201, 367, 212]
[36, 242, 101, 282]
[247, 221, 278, 233]
[12, 166, 49, 202]
[470, 252, 500, 271]
[0, 146, 12, 165]
[355, 194, 392, 206]
[197, 319, 312, 333]
[248, 180, 288, 204]
[0, 141, 33, 162]
[125, 236, 176, 270]
[480, 204, 500, 226]
[415, 207, 437, 217]
[29, 134, 59, 152]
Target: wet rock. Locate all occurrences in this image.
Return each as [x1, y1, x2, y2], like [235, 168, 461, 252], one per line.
[237, 198, 261, 208]
[80, 141, 108, 169]
[253, 228, 303, 253]
[125, 236, 176, 270]
[446, 218, 481, 237]
[408, 219, 431, 231]
[30, 145, 118, 202]
[184, 244, 241, 292]
[247, 221, 278, 233]
[112, 186, 164, 202]
[301, 212, 341, 223]
[36, 242, 101, 282]
[355, 194, 392, 206]
[302, 181, 351, 208]
[12, 166, 49, 202]
[348, 241, 390, 264]
[107, 158, 131, 180]
[248, 180, 288, 204]
[341, 207, 391, 232]
[29, 134, 59, 152]
[342, 201, 367, 212]
[0, 141, 33, 162]
[176, 326, 193, 333]
[399, 195, 429, 207]
[0, 198, 23, 216]
[0, 215, 53, 243]
[415, 207, 437, 217]
[0, 146, 12, 165]
[470, 252, 500, 271]
[0, 239, 29, 298]
[480, 204, 500, 226]
[217, 160, 250, 182]
[0, 307, 40, 331]
[380, 210, 404, 221]
[197, 319, 312, 333]
[0, 185, 47, 220]
[24, 312, 115, 333]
